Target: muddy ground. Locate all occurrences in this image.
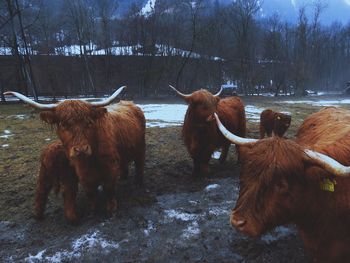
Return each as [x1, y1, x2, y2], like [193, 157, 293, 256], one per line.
[1, 95, 349, 262]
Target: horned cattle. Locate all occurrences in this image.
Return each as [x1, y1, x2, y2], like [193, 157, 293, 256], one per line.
[170, 85, 246, 177]
[215, 107, 350, 262]
[259, 109, 291, 138]
[5, 87, 146, 220]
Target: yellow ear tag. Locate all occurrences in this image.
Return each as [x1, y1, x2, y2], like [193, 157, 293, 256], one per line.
[320, 178, 336, 192]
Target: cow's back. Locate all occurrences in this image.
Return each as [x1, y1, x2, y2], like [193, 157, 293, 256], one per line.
[297, 107, 350, 163]
[103, 101, 146, 161]
[217, 96, 246, 137]
[296, 107, 350, 261]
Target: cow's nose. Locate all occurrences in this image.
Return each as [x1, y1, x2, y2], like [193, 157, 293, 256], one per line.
[72, 145, 91, 156]
[230, 211, 246, 228]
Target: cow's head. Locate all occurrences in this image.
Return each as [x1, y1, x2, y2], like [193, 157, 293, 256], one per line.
[274, 112, 291, 136]
[169, 85, 222, 123]
[215, 113, 350, 237]
[4, 87, 125, 160]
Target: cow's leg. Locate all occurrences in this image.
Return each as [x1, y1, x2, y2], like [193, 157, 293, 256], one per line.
[134, 151, 145, 186]
[192, 158, 201, 178]
[85, 186, 98, 214]
[219, 143, 230, 164]
[120, 162, 129, 181]
[34, 165, 53, 220]
[259, 125, 266, 139]
[104, 163, 119, 216]
[62, 172, 78, 224]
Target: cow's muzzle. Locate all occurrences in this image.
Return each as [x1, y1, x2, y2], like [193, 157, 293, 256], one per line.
[230, 210, 246, 230]
[69, 145, 92, 158]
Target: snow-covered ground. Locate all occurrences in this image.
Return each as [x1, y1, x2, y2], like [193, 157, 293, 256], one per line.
[280, 99, 350, 107]
[138, 104, 267, 127]
[0, 43, 223, 61]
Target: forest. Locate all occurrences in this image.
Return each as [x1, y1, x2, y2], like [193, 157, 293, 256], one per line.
[0, 0, 350, 99]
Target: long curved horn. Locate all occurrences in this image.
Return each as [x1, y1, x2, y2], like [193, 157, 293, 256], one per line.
[213, 86, 223, 97]
[169, 85, 192, 98]
[304, 149, 350, 177]
[214, 113, 258, 145]
[90, 86, 126, 107]
[3, 91, 57, 110]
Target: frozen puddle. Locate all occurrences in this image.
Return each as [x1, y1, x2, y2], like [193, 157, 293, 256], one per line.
[280, 99, 350, 107]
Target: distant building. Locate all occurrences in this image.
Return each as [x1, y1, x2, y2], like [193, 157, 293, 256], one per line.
[221, 81, 238, 96]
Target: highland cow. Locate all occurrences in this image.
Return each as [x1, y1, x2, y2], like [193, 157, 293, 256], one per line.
[259, 109, 291, 138]
[215, 107, 350, 262]
[169, 85, 246, 177]
[35, 141, 78, 223]
[5, 87, 146, 218]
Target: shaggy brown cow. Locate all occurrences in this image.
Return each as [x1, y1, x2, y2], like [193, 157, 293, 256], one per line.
[169, 85, 246, 177]
[259, 109, 291, 138]
[5, 87, 146, 218]
[35, 141, 78, 223]
[215, 107, 350, 262]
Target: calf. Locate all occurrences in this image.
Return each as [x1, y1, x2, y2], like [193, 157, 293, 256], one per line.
[259, 109, 291, 138]
[35, 141, 78, 223]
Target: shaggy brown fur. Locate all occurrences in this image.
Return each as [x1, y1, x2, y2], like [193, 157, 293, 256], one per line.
[232, 107, 350, 262]
[39, 100, 146, 218]
[35, 141, 78, 223]
[182, 89, 246, 177]
[259, 109, 291, 138]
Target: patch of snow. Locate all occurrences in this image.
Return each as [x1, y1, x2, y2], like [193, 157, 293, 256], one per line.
[2, 144, 9, 148]
[143, 221, 156, 236]
[212, 151, 221, 159]
[205, 184, 220, 191]
[280, 99, 350, 107]
[0, 134, 12, 139]
[25, 231, 121, 262]
[72, 231, 120, 250]
[0, 130, 13, 139]
[25, 250, 46, 263]
[189, 200, 200, 205]
[181, 221, 200, 239]
[45, 138, 51, 141]
[245, 105, 264, 122]
[140, 0, 156, 17]
[261, 226, 293, 244]
[137, 104, 187, 128]
[4, 114, 29, 120]
[208, 206, 229, 216]
[164, 209, 199, 222]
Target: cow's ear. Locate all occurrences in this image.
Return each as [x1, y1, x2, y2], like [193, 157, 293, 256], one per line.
[93, 107, 107, 119]
[40, 110, 58, 124]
